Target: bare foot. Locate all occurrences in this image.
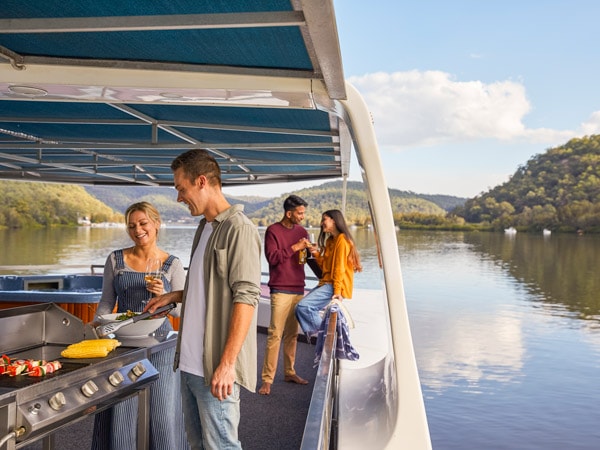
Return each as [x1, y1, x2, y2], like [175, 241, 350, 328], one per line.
[258, 382, 271, 395]
[284, 374, 309, 385]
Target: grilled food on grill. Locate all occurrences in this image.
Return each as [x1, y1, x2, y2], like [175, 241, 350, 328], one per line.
[0, 354, 62, 377]
[61, 339, 121, 358]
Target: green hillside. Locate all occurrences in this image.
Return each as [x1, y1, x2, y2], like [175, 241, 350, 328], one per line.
[84, 186, 191, 222]
[0, 178, 465, 229]
[84, 186, 272, 222]
[88, 181, 461, 227]
[247, 181, 453, 227]
[454, 135, 600, 231]
[0, 181, 119, 228]
[9, 132, 599, 233]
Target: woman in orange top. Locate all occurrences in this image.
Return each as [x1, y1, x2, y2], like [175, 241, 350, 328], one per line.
[295, 209, 362, 336]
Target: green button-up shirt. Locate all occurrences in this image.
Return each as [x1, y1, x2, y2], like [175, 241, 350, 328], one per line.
[175, 204, 261, 392]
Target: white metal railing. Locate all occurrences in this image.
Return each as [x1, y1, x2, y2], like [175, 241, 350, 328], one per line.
[300, 311, 338, 449]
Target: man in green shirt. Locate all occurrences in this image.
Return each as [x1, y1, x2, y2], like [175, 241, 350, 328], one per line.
[148, 149, 261, 449]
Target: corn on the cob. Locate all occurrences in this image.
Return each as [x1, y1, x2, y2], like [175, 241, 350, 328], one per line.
[61, 339, 121, 359]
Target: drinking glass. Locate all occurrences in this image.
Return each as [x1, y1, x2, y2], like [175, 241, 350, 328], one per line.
[307, 232, 317, 259]
[144, 257, 162, 303]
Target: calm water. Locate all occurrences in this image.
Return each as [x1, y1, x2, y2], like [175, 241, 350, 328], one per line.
[1, 226, 600, 449]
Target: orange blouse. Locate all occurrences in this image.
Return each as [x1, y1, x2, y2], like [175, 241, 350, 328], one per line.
[313, 233, 355, 298]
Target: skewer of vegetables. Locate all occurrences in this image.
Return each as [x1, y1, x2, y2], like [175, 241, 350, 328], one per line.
[27, 361, 62, 377]
[0, 354, 62, 377]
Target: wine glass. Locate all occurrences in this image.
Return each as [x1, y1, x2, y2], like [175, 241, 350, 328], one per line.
[307, 232, 317, 258]
[144, 257, 162, 305]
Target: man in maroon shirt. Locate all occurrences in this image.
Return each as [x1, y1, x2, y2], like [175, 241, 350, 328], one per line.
[259, 195, 312, 395]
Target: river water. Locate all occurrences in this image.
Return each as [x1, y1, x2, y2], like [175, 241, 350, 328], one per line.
[1, 226, 599, 449]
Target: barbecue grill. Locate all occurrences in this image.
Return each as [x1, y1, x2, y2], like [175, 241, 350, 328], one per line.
[0, 303, 165, 450]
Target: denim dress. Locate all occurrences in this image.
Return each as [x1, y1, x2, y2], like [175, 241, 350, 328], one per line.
[91, 250, 189, 450]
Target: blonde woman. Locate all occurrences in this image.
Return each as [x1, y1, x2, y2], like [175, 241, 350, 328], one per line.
[92, 202, 188, 450]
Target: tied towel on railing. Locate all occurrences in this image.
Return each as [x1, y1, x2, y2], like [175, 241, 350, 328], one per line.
[314, 303, 359, 367]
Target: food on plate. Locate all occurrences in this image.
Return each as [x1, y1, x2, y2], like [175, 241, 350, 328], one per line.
[61, 339, 121, 359]
[115, 310, 138, 321]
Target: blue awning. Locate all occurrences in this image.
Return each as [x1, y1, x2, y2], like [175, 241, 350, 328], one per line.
[0, 0, 350, 186]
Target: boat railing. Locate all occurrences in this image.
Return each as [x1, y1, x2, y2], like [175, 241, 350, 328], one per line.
[300, 310, 339, 450]
[93, 266, 322, 284]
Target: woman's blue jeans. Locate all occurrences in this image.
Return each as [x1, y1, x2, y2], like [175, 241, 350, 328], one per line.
[295, 283, 333, 336]
[180, 371, 241, 450]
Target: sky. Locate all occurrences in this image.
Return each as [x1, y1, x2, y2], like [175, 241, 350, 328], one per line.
[225, 0, 600, 200]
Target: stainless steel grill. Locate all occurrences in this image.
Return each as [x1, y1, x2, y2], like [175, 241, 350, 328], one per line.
[0, 303, 160, 450]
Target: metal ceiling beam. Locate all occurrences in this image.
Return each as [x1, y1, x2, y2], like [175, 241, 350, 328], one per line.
[108, 103, 252, 174]
[296, 0, 346, 99]
[8, 56, 315, 79]
[37, 160, 337, 167]
[0, 151, 156, 184]
[0, 169, 340, 186]
[0, 142, 339, 153]
[0, 12, 305, 33]
[160, 121, 334, 137]
[0, 59, 320, 98]
[0, 117, 143, 125]
[222, 172, 339, 184]
[0, 116, 334, 137]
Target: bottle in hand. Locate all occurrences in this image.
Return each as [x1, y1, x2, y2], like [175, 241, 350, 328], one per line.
[299, 248, 307, 264]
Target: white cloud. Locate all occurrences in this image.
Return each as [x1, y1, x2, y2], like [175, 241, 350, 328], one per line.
[580, 111, 600, 135]
[348, 70, 573, 148]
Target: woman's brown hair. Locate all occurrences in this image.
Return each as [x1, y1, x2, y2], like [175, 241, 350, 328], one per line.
[319, 209, 362, 272]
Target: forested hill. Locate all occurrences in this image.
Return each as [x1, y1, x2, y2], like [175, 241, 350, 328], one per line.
[454, 135, 600, 231]
[84, 185, 272, 222]
[0, 181, 119, 228]
[247, 180, 464, 227]
[0, 178, 465, 228]
[87, 181, 462, 227]
[8, 132, 598, 232]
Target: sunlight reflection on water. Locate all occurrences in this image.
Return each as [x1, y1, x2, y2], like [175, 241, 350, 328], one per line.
[2, 227, 600, 448]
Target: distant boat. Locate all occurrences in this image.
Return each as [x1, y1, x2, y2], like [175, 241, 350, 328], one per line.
[77, 216, 91, 226]
[543, 229, 551, 236]
[505, 227, 517, 234]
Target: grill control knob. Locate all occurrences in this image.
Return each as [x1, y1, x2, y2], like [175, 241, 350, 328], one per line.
[48, 392, 66, 411]
[109, 370, 125, 386]
[129, 362, 146, 380]
[81, 380, 99, 397]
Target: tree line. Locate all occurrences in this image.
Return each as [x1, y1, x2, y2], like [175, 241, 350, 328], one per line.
[0, 181, 120, 228]
[6, 131, 600, 234]
[453, 135, 600, 232]
[0, 178, 463, 229]
[245, 181, 452, 227]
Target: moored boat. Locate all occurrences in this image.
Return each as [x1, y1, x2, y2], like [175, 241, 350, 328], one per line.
[0, 2, 430, 448]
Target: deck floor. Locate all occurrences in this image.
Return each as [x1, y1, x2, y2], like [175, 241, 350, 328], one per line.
[21, 330, 317, 450]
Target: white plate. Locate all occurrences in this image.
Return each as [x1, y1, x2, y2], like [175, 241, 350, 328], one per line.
[97, 313, 166, 338]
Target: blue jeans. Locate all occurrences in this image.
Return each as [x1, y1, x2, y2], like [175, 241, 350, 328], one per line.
[180, 371, 241, 450]
[295, 283, 333, 336]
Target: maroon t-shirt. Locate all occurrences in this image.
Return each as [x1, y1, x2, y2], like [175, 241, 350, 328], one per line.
[264, 222, 308, 294]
